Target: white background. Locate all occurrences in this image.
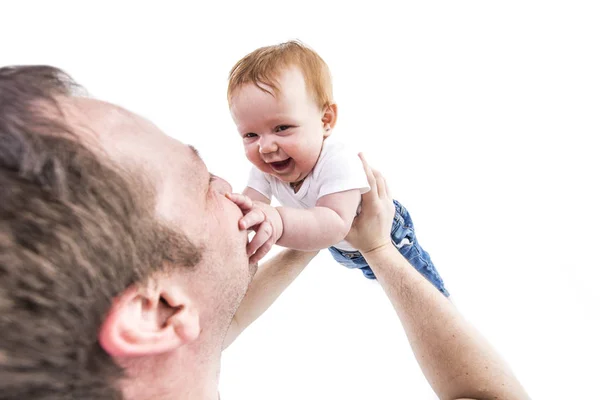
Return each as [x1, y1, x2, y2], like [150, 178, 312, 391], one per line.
[2, 1, 599, 399]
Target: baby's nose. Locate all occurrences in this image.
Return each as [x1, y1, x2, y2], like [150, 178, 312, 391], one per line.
[259, 137, 278, 153]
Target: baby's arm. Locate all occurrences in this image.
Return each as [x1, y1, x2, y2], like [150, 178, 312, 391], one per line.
[276, 189, 361, 251]
[241, 145, 367, 252]
[237, 188, 361, 252]
[243, 187, 271, 204]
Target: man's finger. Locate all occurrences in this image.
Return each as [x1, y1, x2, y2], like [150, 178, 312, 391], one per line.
[239, 209, 266, 230]
[372, 169, 388, 199]
[358, 152, 378, 199]
[384, 174, 391, 198]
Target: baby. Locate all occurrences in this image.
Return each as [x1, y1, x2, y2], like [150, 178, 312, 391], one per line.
[227, 41, 448, 295]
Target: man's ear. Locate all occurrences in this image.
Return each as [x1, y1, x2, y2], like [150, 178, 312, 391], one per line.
[322, 103, 338, 138]
[98, 280, 200, 358]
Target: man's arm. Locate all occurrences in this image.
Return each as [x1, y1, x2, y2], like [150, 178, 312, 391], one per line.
[362, 245, 529, 400]
[223, 249, 318, 349]
[346, 154, 530, 400]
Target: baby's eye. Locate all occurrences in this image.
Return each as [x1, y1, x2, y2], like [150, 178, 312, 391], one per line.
[275, 125, 291, 133]
[243, 133, 258, 139]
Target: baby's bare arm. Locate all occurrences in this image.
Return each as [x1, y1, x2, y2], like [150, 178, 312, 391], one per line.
[243, 187, 271, 204]
[276, 189, 361, 251]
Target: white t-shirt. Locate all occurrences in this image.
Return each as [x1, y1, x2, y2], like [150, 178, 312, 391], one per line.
[247, 139, 370, 251]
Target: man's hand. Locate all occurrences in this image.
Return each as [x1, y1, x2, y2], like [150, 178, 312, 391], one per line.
[348, 157, 530, 400]
[226, 193, 283, 264]
[345, 153, 395, 254]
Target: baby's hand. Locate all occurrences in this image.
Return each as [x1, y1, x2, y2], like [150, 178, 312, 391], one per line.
[226, 193, 283, 264]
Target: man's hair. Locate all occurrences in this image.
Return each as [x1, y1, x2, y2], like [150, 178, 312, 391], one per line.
[0, 66, 199, 399]
[227, 40, 334, 109]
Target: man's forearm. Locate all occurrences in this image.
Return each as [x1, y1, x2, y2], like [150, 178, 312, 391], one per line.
[362, 244, 529, 400]
[276, 206, 349, 251]
[223, 249, 318, 349]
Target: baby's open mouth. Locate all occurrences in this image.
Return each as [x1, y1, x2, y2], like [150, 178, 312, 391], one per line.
[270, 158, 292, 172]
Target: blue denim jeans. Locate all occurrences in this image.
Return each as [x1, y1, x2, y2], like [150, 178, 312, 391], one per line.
[328, 200, 449, 297]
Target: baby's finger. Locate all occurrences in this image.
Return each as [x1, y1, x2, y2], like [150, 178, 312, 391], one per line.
[249, 238, 275, 265]
[247, 221, 273, 256]
[226, 192, 253, 212]
[239, 209, 266, 230]
[358, 153, 378, 199]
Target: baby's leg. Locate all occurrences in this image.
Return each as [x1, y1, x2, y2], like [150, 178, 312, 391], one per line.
[390, 200, 449, 297]
[328, 247, 376, 279]
[328, 201, 448, 292]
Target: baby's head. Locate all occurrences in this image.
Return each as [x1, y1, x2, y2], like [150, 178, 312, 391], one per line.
[228, 40, 337, 184]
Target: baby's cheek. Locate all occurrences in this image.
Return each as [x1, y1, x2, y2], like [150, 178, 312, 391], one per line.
[244, 146, 259, 163]
[245, 147, 270, 173]
[285, 142, 304, 160]
[292, 142, 320, 170]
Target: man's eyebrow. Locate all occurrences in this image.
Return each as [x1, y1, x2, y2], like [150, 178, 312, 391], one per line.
[188, 144, 212, 185]
[188, 144, 202, 160]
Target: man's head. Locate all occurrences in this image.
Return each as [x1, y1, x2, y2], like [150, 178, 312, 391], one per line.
[0, 66, 253, 399]
[228, 41, 338, 184]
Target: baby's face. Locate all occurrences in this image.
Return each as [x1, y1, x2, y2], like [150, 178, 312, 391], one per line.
[230, 67, 329, 184]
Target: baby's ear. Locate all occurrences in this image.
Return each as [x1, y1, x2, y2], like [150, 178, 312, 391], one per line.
[322, 103, 338, 137]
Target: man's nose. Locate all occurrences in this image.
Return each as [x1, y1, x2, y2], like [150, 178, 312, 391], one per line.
[259, 136, 277, 154]
[212, 175, 232, 194]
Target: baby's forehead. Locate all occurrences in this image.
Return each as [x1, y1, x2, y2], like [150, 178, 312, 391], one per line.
[240, 66, 310, 97]
[273, 65, 309, 89]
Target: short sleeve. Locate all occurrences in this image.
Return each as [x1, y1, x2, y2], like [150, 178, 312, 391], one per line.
[247, 166, 273, 199]
[316, 143, 370, 199]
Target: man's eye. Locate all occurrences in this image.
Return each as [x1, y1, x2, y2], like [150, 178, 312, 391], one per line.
[209, 173, 216, 183]
[244, 133, 258, 139]
[275, 125, 291, 133]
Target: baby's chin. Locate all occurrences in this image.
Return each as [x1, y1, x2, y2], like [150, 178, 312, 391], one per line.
[257, 162, 302, 183]
[267, 172, 305, 184]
